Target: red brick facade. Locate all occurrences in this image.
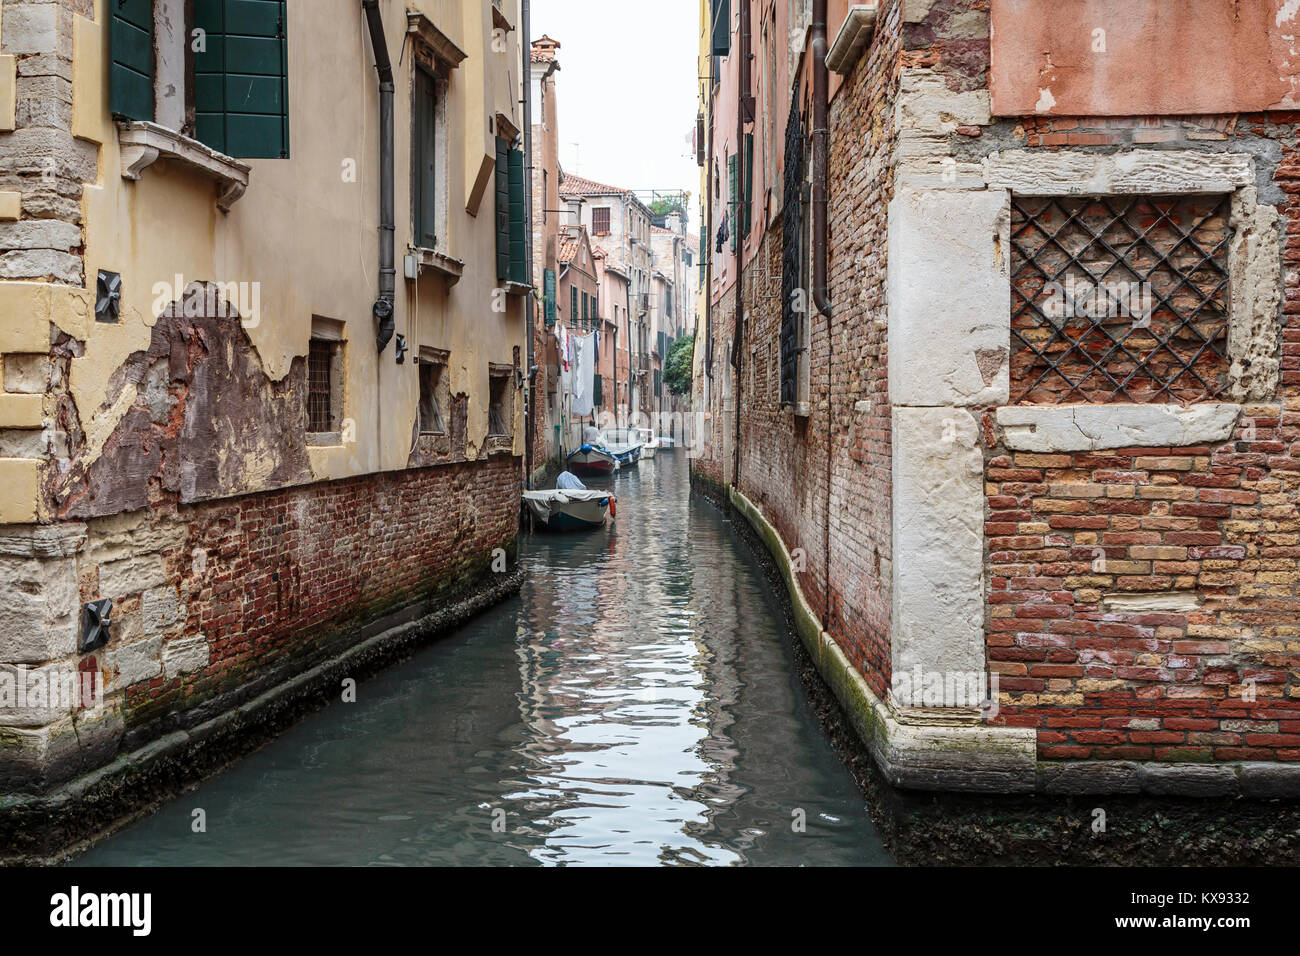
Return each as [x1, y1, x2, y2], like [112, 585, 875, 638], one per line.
[106, 455, 521, 731]
[696, 0, 901, 700]
[698, 0, 1300, 780]
[985, 424, 1300, 761]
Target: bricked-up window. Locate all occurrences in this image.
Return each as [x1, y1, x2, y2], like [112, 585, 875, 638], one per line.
[592, 207, 611, 235]
[418, 352, 447, 435]
[1009, 195, 1231, 404]
[307, 340, 337, 433]
[488, 370, 511, 437]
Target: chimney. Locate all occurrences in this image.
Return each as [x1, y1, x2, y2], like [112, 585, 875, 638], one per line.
[532, 34, 561, 62]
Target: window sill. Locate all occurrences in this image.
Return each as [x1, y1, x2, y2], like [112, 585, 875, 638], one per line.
[116, 121, 251, 213]
[306, 432, 343, 447]
[792, 401, 812, 418]
[826, 3, 878, 75]
[410, 247, 464, 285]
[503, 280, 531, 298]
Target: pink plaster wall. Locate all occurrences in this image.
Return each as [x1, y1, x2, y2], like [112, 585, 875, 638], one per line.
[991, 0, 1300, 117]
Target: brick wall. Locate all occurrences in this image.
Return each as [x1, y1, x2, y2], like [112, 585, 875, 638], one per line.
[985, 416, 1300, 761]
[698, 0, 901, 699]
[98, 454, 521, 732]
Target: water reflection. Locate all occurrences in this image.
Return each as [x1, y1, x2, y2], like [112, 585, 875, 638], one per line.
[74, 454, 891, 866]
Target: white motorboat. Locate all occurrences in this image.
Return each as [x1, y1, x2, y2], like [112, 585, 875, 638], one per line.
[523, 488, 615, 531]
[633, 427, 659, 459]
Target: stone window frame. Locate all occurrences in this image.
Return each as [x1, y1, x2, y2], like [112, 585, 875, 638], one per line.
[984, 150, 1282, 410]
[305, 317, 346, 447]
[486, 364, 514, 444]
[417, 347, 449, 436]
[116, 0, 253, 211]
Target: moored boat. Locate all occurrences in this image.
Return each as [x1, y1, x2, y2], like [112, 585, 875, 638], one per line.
[566, 444, 618, 476]
[523, 489, 614, 531]
[633, 427, 659, 459]
[599, 429, 643, 469]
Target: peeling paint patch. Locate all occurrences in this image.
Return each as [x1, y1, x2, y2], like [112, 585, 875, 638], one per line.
[52, 285, 312, 519]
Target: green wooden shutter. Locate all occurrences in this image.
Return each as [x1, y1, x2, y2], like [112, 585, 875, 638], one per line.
[658, 331, 667, 356]
[570, 286, 578, 323]
[413, 67, 437, 250]
[711, 0, 731, 56]
[582, 292, 588, 325]
[728, 153, 738, 253]
[194, 0, 289, 158]
[544, 269, 557, 325]
[699, 220, 708, 283]
[111, 0, 154, 121]
[508, 147, 527, 283]
[495, 135, 510, 279]
[742, 133, 754, 238]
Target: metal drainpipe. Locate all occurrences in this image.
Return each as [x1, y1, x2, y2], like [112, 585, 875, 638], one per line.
[812, 0, 834, 627]
[362, 0, 396, 354]
[731, 0, 749, 490]
[522, 0, 535, 488]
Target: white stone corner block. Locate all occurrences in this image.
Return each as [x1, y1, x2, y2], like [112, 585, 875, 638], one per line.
[888, 187, 1011, 407]
[891, 406, 988, 685]
[996, 403, 1243, 453]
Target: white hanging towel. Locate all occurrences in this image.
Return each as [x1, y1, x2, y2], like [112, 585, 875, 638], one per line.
[570, 332, 596, 417]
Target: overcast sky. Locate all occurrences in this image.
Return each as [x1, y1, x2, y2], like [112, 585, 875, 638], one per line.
[532, 0, 699, 220]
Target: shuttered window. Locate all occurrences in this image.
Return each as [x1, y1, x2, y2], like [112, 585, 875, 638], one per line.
[728, 153, 738, 253]
[544, 269, 557, 325]
[194, 0, 290, 158]
[495, 136, 527, 282]
[592, 207, 611, 235]
[495, 136, 510, 279]
[742, 133, 754, 238]
[413, 67, 437, 250]
[711, 0, 731, 56]
[110, 0, 155, 121]
[582, 292, 589, 325]
[508, 148, 526, 283]
[593, 374, 603, 407]
[570, 286, 578, 324]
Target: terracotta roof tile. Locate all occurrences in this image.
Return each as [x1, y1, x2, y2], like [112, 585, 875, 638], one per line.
[559, 171, 633, 199]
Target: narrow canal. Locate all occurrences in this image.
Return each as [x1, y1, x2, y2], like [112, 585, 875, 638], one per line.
[74, 452, 892, 866]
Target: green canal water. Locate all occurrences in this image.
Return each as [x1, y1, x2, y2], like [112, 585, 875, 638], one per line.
[74, 451, 892, 866]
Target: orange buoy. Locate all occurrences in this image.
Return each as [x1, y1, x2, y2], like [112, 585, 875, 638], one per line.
[609, 496, 617, 518]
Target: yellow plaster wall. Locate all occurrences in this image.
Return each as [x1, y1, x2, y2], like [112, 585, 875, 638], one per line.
[39, 0, 527, 512]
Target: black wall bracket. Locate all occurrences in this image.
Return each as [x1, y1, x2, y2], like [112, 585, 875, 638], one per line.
[80, 599, 112, 653]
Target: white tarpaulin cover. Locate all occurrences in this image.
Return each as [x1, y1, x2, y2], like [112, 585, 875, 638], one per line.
[522, 489, 611, 525]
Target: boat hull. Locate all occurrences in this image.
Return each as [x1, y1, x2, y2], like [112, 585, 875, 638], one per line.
[566, 445, 617, 476]
[524, 490, 613, 531]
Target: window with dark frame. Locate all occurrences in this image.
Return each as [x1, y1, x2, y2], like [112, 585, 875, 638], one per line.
[593, 206, 611, 235]
[488, 373, 510, 437]
[1009, 194, 1232, 405]
[307, 339, 337, 433]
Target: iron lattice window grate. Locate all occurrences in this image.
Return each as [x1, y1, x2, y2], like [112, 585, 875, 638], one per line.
[1009, 194, 1232, 404]
[307, 339, 335, 432]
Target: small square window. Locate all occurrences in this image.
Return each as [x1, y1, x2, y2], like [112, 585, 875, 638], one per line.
[592, 207, 611, 235]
